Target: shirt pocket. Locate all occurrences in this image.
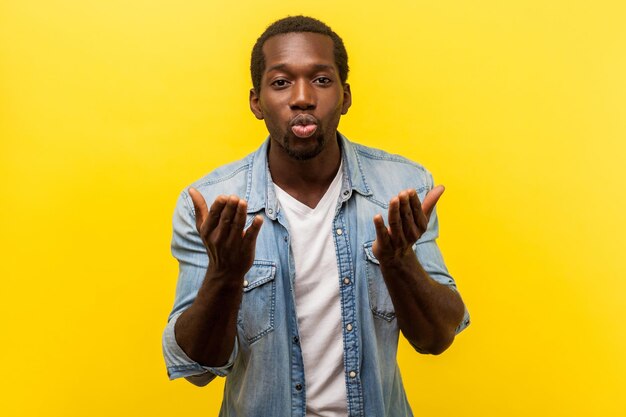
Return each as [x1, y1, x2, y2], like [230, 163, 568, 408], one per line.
[363, 241, 396, 321]
[237, 260, 277, 344]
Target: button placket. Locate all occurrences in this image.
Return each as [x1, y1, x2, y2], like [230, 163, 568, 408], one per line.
[333, 211, 363, 415]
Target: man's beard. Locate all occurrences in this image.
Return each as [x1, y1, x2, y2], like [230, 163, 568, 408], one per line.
[280, 133, 325, 161]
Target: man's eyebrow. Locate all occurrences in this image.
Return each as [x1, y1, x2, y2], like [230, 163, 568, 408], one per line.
[266, 63, 336, 73]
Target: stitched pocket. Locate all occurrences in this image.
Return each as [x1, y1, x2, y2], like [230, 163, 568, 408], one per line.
[363, 241, 396, 321]
[237, 260, 277, 344]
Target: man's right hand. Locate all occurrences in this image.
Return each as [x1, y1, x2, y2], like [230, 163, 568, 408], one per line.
[188, 187, 263, 278]
[174, 189, 263, 367]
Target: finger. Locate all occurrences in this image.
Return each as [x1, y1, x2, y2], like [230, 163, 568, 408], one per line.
[373, 214, 391, 248]
[242, 215, 264, 250]
[228, 199, 248, 241]
[421, 185, 445, 220]
[206, 195, 228, 234]
[399, 190, 419, 242]
[188, 187, 209, 232]
[216, 195, 240, 241]
[387, 197, 405, 246]
[408, 189, 429, 231]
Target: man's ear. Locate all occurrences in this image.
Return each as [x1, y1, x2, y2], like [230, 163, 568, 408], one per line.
[341, 83, 352, 115]
[249, 88, 264, 120]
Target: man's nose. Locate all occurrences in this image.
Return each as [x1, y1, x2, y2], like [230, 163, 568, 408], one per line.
[289, 80, 315, 110]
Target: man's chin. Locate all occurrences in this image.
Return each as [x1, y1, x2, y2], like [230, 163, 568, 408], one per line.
[282, 134, 325, 161]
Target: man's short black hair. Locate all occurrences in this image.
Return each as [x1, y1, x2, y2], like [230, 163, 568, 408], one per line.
[250, 15, 349, 93]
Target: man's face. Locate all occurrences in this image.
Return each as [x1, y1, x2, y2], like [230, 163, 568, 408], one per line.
[250, 32, 351, 161]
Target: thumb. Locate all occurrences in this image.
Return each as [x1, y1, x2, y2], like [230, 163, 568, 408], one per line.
[421, 185, 445, 220]
[188, 187, 209, 231]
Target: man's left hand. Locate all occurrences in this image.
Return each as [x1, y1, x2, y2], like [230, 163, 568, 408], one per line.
[372, 186, 445, 264]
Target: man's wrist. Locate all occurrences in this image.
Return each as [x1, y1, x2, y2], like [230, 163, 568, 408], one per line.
[194, 268, 246, 305]
[379, 247, 419, 273]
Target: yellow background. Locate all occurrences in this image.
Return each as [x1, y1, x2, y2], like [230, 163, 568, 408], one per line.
[2, 1, 625, 416]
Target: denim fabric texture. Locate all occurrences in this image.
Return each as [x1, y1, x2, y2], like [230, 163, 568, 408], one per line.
[162, 134, 470, 417]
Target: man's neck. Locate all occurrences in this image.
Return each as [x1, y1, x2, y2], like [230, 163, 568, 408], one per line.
[268, 136, 342, 209]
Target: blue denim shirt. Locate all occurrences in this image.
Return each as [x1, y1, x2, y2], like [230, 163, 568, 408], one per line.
[162, 134, 470, 417]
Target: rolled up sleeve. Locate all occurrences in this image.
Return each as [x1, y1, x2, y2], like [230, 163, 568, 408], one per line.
[162, 312, 238, 386]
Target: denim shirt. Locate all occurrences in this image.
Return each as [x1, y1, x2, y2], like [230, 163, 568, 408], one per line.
[162, 134, 470, 417]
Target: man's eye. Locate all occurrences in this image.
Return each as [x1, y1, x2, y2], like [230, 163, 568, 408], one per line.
[315, 77, 331, 85]
[271, 79, 289, 87]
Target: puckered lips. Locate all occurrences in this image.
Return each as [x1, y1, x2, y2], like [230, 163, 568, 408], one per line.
[290, 113, 318, 138]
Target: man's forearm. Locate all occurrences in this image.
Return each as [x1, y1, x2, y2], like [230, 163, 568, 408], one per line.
[380, 252, 465, 355]
[174, 269, 244, 367]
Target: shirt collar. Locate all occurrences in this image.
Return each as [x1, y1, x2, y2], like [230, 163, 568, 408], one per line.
[246, 132, 372, 220]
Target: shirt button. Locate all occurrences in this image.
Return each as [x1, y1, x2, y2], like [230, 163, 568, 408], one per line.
[243, 280, 249, 288]
[284, 236, 288, 242]
[336, 228, 343, 235]
[293, 336, 299, 343]
[295, 383, 303, 391]
[346, 323, 353, 331]
[343, 277, 351, 285]
[268, 208, 273, 214]
[343, 190, 349, 196]
[349, 371, 357, 378]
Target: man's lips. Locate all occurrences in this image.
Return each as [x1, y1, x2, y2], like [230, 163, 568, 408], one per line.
[290, 114, 318, 138]
[291, 124, 317, 138]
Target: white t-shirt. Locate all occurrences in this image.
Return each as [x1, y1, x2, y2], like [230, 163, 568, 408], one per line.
[274, 164, 348, 417]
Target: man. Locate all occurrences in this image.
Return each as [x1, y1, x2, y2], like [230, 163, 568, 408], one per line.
[162, 15, 469, 417]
